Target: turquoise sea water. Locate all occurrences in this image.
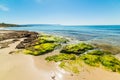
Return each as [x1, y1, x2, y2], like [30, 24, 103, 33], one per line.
[6, 25, 120, 46]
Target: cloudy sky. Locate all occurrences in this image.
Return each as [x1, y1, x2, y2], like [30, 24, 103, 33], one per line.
[0, 0, 120, 25]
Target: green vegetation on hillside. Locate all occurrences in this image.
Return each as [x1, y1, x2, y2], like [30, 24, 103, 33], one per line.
[0, 23, 18, 27]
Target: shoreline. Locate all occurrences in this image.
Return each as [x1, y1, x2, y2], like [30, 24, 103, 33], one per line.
[0, 30, 120, 80]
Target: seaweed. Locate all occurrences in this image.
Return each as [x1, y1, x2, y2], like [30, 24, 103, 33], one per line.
[79, 54, 100, 67]
[23, 34, 68, 55]
[36, 35, 68, 44]
[100, 55, 120, 72]
[45, 53, 76, 62]
[61, 43, 94, 54]
[23, 43, 58, 55]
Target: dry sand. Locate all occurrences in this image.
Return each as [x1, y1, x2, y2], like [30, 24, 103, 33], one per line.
[0, 30, 120, 80]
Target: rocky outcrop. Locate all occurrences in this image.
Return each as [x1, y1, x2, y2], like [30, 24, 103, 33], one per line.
[15, 31, 39, 49]
[0, 30, 39, 49]
[0, 31, 38, 41]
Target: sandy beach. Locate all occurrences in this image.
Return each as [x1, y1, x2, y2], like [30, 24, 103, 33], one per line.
[0, 30, 120, 80]
[1, 0, 120, 79]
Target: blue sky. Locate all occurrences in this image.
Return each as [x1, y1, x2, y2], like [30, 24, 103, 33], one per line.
[0, 0, 120, 25]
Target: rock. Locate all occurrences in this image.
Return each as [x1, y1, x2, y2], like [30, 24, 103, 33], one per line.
[23, 43, 58, 55]
[0, 31, 39, 49]
[12, 39, 19, 42]
[9, 51, 15, 54]
[16, 42, 26, 49]
[61, 43, 94, 54]
[0, 42, 10, 49]
[16, 37, 38, 49]
[0, 31, 38, 41]
[70, 74, 74, 76]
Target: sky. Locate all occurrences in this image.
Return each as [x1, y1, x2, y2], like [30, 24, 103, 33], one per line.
[0, 0, 120, 25]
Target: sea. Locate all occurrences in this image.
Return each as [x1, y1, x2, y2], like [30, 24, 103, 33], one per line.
[3, 25, 120, 47]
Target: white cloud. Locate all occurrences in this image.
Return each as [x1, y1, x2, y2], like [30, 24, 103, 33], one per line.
[0, 5, 9, 11]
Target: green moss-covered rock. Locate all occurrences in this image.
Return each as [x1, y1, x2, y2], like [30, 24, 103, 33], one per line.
[36, 35, 68, 44]
[61, 43, 94, 54]
[100, 55, 120, 72]
[34, 43, 57, 50]
[87, 50, 112, 56]
[23, 49, 33, 54]
[59, 58, 83, 74]
[23, 43, 58, 55]
[37, 36, 56, 44]
[80, 54, 100, 66]
[23, 34, 68, 56]
[87, 50, 104, 55]
[23, 34, 120, 73]
[45, 53, 76, 62]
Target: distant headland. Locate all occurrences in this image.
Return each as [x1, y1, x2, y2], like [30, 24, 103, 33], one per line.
[0, 23, 19, 27]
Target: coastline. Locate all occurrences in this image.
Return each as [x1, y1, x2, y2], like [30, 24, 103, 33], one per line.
[0, 30, 120, 80]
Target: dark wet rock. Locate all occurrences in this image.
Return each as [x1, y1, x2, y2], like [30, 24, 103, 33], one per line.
[0, 30, 39, 49]
[12, 39, 20, 42]
[70, 74, 74, 76]
[15, 31, 39, 49]
[0, 31, 38, 41]
[16, 42, 26, 49]
[9, 51, 15, 54]
[16, 40, 37, 49]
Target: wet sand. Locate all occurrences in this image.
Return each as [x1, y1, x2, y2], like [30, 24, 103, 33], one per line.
[0, 36, 49, 80]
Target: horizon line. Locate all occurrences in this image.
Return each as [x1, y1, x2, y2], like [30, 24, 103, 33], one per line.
[19, 24, 120, 26]
[1, 22, 120, 26]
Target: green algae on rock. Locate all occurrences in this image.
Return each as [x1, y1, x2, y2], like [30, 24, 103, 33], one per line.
[23, 34, 68, 56]
[86, 49, 112, 56]
[59, 59, 83, 74]
[46, 47, 120, 73]
[22, 33, 120, 73]
[45, 53, 76, 62]
[61, 43, 94, 54]
[36, 35, 68, 44]
[58, 54, 120, 73]
[79, 54, 100, 67]
[100, 55, 120, 72]
[23, 43, 59, 55]
[87, 50, 104, 55]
